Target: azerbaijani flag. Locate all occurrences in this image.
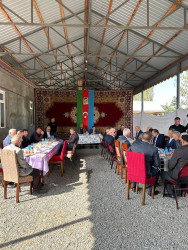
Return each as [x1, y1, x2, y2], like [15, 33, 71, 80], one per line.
[77, 90, 94, 131]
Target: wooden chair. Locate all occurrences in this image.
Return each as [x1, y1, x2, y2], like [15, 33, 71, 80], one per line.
[126, 151, 156, 206]
[0, 149, 33, 203]
[163, 164, 188, 209]
[122, 143, 128, 183]
[48, 140, 67, 176]
[114, 140, 123, 178]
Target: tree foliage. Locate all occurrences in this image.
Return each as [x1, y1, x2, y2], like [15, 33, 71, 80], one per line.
[180, 71, 188, 108]
[161, 96, 176, 114]
[134, 87, 154, 101]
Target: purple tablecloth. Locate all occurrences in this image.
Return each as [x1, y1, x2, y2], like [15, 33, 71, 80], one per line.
[25, 140, 63, 175]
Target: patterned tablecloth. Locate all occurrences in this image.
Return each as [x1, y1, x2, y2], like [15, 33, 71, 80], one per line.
[24, 140, 63, 175]
[159, 151, 172, 171]
[78, 134, 103, 144]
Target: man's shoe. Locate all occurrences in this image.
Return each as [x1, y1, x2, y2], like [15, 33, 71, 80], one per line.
[148, 190, 160, 196]
[7, 182, 16, 188]
[164, 194, 175, 199]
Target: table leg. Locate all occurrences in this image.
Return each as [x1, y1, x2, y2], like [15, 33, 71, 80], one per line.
[41, 170, 44, 184]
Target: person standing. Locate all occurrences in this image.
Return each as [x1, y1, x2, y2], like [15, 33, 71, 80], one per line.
[169, 117, 186, 133]
[48, 117, 57, 135]
[116, 125, 124, 139]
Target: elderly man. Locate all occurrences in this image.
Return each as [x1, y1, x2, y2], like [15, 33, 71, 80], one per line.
[169, 117, 186, 133]
[3, 129, 17, 147]
[43, 126, 52, 139]
[129, 132, 160, 195]
[118, 128, 131, 163]
[135, 126, 143, 140]
[3, 135, 47, 194]
[162, 134, 188, 198]
[105, 128, 116, 152]
[21, 129, 30, 148]
[67, 128, 79, 150]
[172, 130, 182, 149]
[166, 128, 176, 149]
[78, 123, 86, 134]
[151, 129, 166, 149]
[30, 128, 44, 143]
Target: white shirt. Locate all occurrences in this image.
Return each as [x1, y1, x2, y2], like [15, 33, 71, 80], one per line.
[47, 132, 51, 138]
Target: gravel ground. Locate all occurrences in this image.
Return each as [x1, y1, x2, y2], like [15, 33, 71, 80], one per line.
[0, 147, 188, 250]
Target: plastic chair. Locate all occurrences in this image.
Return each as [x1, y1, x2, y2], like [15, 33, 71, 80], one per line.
[49, 140, 67, 176]
[108, 144, 117, 169]
[126, 151, 156, 206]
[0, 149, 33, 203]
[122, 143, 128, 183]
[163, 164, 188, 209]
[114, 140, 123, 179]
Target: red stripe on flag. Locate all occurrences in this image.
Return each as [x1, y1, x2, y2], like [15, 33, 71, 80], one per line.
[82, 90, 89, 131]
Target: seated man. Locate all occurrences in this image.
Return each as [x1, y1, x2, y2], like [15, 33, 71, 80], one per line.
[146, 127, 153, 134]
[43, 126, 52, 139]
[166, 128, 176, 149]
[17, 130, 24, 137]
[135, 126, 143, 140]
[151, 129, 166, 148]
[162, 134, 188, 198]
[67, 128, 79, 151]
[169, 117, 186, 134]
[103, 128, 110, 142]
[21, 129, 30, 148]
[48, 117, 57, 135]
[3, 135, 47, 194]
[89, 126, 99, 135]
[128, 132, 160, 195]
[30, 128, 44, 143]
[118, 128, 131, 163]
[78, 123, 86, 134]
[4, 129, 17, 147]
[172, 131, 182, 149]
[116, 125, 124, 139]
[105, 128, 116, 153]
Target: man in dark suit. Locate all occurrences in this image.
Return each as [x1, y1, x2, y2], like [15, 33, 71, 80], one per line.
[21, 129, 30, 148]
[48, 117, 57, 135]
[105, 128, 116, 153]
[135, 126, 143, 140]
[78, 123, 86, 134]
[129, 132, 160, 195]
[169, 117, 186, 133]
[89, 126, 99, 134]
[151, 129, 166, 148]
[116, 125, 124, 139]
[67, 128, 79, 150]
[43, 126, 53, 139]
[118, 128, 131, 163]
[172, 130, 182, 149]
[166, 128, 176, 149]
[30, 128, 44, 143]
[162, 134, 188, 198]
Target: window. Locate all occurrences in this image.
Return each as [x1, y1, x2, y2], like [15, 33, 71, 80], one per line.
[30, 101, 34, 126]
[0, 90, 5, 128]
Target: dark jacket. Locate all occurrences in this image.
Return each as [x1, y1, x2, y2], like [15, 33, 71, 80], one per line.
[43, 131, 52, 139]
[135, 130, 143, 139]
[117, 136, 131, 163]
[68, 132, 79, 145]
[129, 140, 160, 177]
[89, 128, 99, 134]
[116, 129, 123, 140]
[176, 140, 182, 149]
[168, 145, 188, 180]
[155, 134, 166, 149]
[169, 124, 186, 133]
[78, 128, 86, 134]
[105, 134, 115, 152]
[166, 138, 176, 149]
[21, 136, 30, 148]
[48, 122, 57, 134]
[30, 131, 43, 143]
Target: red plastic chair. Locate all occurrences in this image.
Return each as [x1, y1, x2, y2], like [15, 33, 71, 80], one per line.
[163, 164, 188, 209]
[2, 140, 5, 148]
[108, 144, 117, 169]
[126, 151, 156, 206]
[48, 140, 68, 176]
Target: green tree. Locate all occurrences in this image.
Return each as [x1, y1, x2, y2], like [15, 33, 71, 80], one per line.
[161, 96, 176, 114]
[134, 87, 154, 101]
[180, 70, 188, 108]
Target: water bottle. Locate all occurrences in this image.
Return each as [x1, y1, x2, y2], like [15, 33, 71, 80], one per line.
[169, 147, 172, 153]
[45, 138, 47, 143]
[42, 138, 44, 143]
[164, 147, 168, 155]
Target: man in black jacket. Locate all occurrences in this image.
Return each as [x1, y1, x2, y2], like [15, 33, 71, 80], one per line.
[151, 129, 166, 149]
[48, 118, 57, 135]
[129, 132, 160, 195]
[118, 128, 131, 163]
[116, 125, 124, 139]
[21, 129, 30, 148]
[162, 134, 188, 198]
[169, 117, 186, 133]
[105, 128, 116, 153]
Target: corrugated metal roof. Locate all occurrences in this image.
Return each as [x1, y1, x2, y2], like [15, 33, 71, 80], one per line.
[0, 0, 187, 90]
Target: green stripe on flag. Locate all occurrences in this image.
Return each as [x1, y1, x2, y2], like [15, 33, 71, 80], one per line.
[77, 90, 82, 128]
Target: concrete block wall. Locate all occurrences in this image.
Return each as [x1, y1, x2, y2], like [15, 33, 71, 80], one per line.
[0, 69, 35, 146]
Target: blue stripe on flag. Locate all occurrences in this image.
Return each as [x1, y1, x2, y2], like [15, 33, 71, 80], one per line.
[88, 90, 94, 130]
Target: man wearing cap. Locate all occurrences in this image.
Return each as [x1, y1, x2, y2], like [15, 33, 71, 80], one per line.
[162, 134, 188, 198]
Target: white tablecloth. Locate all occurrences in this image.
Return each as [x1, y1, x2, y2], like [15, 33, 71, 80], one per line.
[78, 134, 103, 144]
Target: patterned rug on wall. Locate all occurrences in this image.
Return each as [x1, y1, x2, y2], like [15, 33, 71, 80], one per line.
[35, 89, 133, 137]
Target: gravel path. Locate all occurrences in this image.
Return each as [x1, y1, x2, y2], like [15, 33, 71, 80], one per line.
[0, 147, 188, 249]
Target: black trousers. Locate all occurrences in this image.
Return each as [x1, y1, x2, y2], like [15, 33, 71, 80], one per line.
[66, 143, 74, 151]
[29, 169, 42, 190]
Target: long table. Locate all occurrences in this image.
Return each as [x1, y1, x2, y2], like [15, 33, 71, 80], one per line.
[78, 134, 103, 144]
[23, 139, 63, 175]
